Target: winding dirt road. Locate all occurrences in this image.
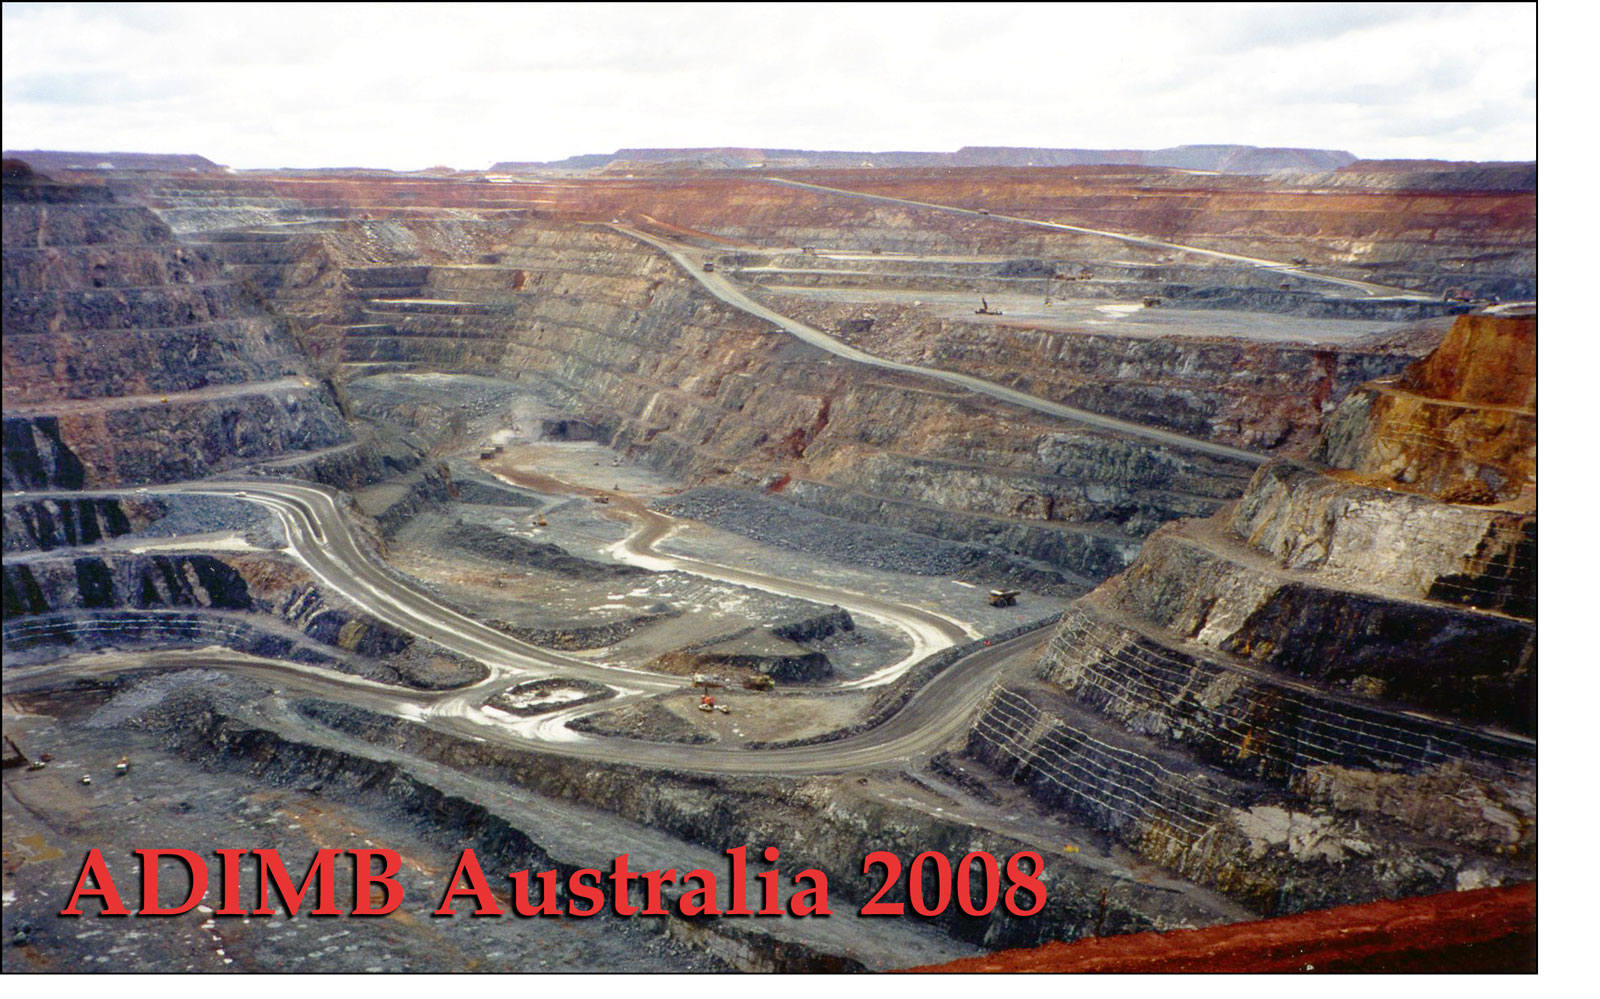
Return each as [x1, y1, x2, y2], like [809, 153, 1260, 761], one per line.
[5, 478, 1047, 775]
[483, 462, 978, 687]
[608, 223, 1267, 467]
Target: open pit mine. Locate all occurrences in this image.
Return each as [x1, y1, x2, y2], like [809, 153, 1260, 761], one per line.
[1, 148, 1535, 972]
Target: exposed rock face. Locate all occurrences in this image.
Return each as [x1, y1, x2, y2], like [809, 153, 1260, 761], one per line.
[1315, 314, 1536, 504]
[2, 495, 151, 552]
[968, 314, 1537, 915]
[2, 547, 486, 689]
[106, 166, 1531, 585]
[132, 160, 1535, 300]
[147, 193, 1253, 583]
[756, 289, 1419, 453]
[316, 224, 1256, 582]
[440, 519, 648, 580]
[2, 170, 352, 488]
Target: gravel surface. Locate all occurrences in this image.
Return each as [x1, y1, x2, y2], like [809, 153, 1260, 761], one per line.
[132, 493, 281, 546]
[657, 486, 1072, 589]
[441, 519, 648, 581]
[2, 698, 726, 973]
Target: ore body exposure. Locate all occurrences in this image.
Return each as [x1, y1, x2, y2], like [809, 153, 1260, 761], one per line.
[1, 147, 1535, 973]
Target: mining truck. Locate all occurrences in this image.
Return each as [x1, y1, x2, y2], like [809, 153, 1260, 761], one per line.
[989, 589, 1021, 607]
[702, 261, 715, 273]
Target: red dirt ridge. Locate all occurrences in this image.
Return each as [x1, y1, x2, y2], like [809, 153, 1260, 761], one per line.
[903, 883, 1535, 973]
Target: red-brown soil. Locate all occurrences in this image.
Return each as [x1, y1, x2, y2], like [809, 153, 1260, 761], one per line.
[904, 882, 1535, 973]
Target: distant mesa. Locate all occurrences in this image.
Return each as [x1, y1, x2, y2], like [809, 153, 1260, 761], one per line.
[492, 144, 1361, 175]
[2, 149, 224, 174]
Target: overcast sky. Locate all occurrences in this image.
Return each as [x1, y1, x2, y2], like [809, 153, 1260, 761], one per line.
[1, 2, 1537, 170]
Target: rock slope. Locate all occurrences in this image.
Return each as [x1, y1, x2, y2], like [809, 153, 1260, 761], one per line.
[2, 167, 351, 489]
[964, 313, 1536, 914]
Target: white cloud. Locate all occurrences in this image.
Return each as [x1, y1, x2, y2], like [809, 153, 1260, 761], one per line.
[1, 2, 1537, 169]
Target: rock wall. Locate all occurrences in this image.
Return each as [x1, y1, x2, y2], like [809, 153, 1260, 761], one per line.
[1, 548, 485, 689]
[1315, 314, 1536, 504]
[756, 290, 1419, 453]
[322, 224, 1256, 582]
[2, 495, 151, 553]
[291, 698, 1238, 950]
[969, 314, 1537, 913]
[2, 170, 353, 488]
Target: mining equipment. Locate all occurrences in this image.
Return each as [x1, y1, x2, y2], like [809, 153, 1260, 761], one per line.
[989, 589, 1021, 607]
[978, 208, 991, 215]
[743, 675, 775, 692]
[2, 735, 27, 770]
[1290, 257, 1310, 267]
[975, 297, 1003, 316]
[592, 494, 610, 504]
[717, 704, 731, 715]
[1079, 266, 1094, 279]
[115, 754, 130, 776]
[702, 261, 715, 273]
[1143, 296, 1162, 308]
[80, 775, 92, 785]
[698, 695, 716, 713]
[479, 449, 496, 460]
[536, 514, 548, 527]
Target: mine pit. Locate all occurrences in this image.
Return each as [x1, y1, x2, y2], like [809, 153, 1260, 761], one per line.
[2, 140, 1535, 973]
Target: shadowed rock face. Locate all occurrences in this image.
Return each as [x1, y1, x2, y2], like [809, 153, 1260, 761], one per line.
[2, 547, 486, 689]
[2, 169, 352, 488]
[976, 313, 1536, 915]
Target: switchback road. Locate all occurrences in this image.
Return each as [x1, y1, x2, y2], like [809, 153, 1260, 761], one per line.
[5, 478, 1045, 775]
[608, 223, 1267, 467]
